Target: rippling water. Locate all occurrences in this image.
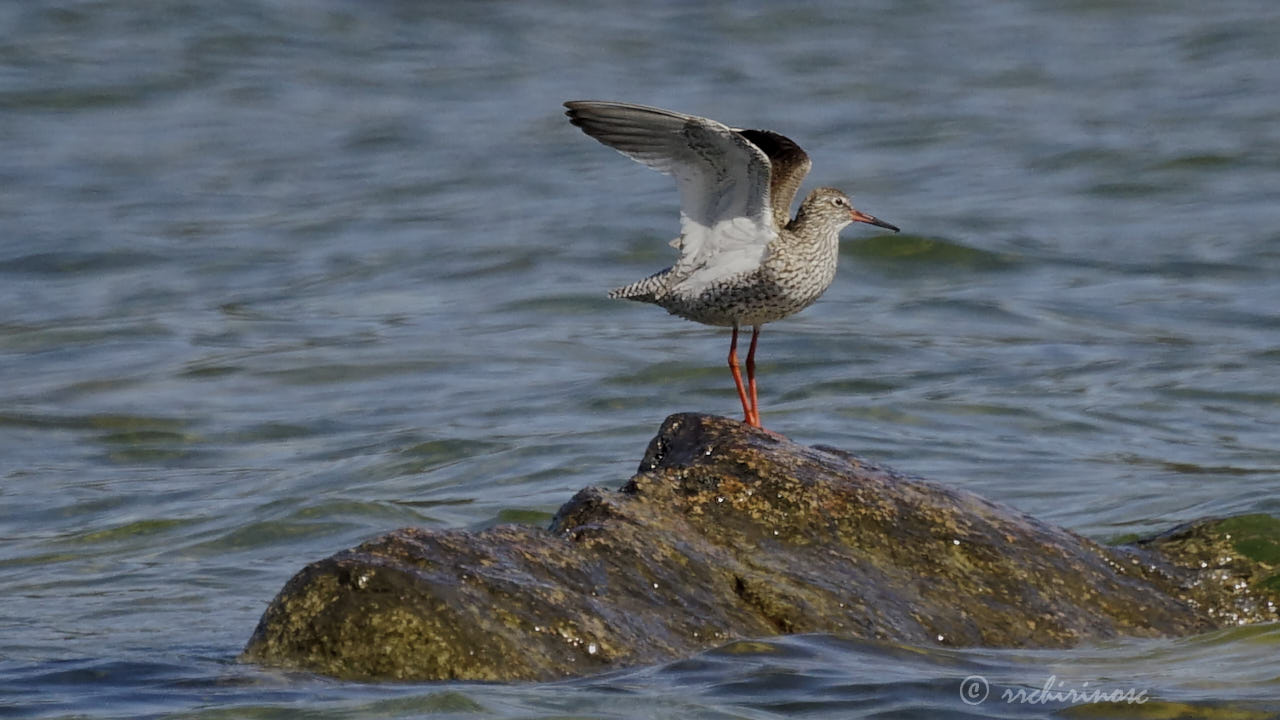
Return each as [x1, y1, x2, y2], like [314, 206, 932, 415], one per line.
[2, 1, 1279, 718]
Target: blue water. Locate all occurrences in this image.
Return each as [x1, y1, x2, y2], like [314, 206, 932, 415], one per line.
[2, 1, 1278, 718]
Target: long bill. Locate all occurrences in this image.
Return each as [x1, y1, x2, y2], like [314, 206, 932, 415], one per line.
[849, 209, 899, 233]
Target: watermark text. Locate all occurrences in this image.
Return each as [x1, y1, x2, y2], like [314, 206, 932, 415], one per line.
[960, 675, 1150, 706]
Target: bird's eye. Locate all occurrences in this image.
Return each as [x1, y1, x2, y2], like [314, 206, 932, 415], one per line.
[831, 197, 846, 207]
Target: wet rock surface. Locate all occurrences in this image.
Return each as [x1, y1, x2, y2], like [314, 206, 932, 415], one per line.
[242, 413, 1280, 681]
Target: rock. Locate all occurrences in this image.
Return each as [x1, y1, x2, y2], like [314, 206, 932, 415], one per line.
[1131, 513, 1280, 626]
[241, 413, 1280, 681]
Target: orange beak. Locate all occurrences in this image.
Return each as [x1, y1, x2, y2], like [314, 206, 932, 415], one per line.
[850, 209, 899, 232]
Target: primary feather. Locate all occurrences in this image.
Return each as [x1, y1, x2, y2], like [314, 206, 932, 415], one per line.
[564, 101, 782, 296]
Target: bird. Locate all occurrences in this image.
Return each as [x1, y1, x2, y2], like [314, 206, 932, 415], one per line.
[564, 100, 898, 428]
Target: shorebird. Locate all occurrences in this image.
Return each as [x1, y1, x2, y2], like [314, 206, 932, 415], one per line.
[565, 101, 898, 428]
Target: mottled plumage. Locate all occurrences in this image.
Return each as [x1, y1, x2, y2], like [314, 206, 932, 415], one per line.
[565, 100, 898, 427]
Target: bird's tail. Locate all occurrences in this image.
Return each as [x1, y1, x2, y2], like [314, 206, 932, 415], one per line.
[608, 268, 669, 303]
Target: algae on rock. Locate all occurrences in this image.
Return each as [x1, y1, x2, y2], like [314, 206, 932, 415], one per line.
[242, 413, 1280, 681]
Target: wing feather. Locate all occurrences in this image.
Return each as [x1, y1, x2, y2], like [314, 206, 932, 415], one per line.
[565, 101, 778, 291]
[734, 129, 812, 230]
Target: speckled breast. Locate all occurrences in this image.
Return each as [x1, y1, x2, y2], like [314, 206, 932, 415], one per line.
[659, 258, 838, 328]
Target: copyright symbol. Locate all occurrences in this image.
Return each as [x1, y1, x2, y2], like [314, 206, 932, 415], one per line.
[960, 674, 989, 705]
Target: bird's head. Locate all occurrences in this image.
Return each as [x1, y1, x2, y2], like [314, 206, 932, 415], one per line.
[799, 187, 899, 234]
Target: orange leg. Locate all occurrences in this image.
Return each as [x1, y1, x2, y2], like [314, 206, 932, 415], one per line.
[745, 325, 761, 427]
[727, 325, 755, 425]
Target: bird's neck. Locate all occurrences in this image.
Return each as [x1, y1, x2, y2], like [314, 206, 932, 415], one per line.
[787, 203, 827, 233]
[783, 210, 841, 253]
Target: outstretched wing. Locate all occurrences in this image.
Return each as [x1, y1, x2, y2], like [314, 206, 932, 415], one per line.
[565, 101, 779, 290]
[734, 129, 812, 230]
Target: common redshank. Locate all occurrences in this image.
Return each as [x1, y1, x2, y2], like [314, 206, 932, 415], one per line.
[565, 101, 898, 428]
